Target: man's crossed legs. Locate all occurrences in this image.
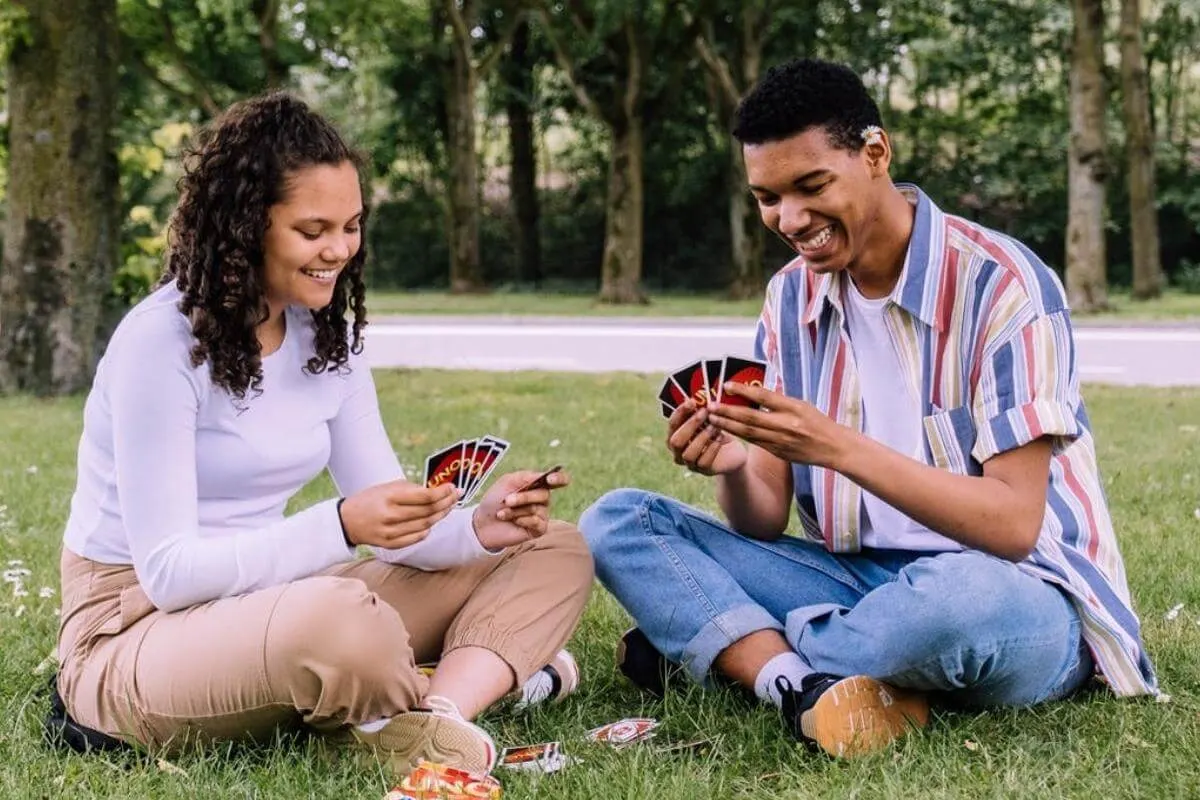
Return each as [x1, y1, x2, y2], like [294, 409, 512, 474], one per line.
[580, 489, 1094, 757]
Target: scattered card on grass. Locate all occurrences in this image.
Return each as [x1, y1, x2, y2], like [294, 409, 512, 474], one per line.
[498, 741, 568, 773]
[586, 717, 659, 748]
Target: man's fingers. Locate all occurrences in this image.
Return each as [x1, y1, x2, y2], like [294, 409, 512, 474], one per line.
[680, 423, 720, 466]
[708, 413, 764, 444]
[667, 399, 698, 431]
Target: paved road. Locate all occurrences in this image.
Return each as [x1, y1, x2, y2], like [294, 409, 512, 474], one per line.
[362, 317, 1200, 387]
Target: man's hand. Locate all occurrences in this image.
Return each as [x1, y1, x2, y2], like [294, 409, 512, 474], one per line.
[339, 481, 459, 548]
[667, 399, 748, 475]
[472, 469, 571, 551]
[706, 382, 848, 470]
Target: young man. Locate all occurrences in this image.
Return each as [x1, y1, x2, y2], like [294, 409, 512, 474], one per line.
[579, 58, 1156, 758]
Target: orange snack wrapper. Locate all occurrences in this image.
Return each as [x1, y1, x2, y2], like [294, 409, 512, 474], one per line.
[384, 760, 502, 800]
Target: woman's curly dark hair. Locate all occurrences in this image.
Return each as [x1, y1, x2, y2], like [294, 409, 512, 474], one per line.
[161, 91, 368, 400]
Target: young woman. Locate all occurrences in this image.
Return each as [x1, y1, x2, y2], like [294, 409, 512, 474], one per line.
[53, 92, 593, 778]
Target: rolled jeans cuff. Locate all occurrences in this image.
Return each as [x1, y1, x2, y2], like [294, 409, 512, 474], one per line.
[784, 602, 847, 651]
[682, 604, 784, 685]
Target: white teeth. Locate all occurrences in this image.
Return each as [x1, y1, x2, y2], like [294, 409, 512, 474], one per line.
[302, 268, 337, 280]
[798, 226, 833, 253]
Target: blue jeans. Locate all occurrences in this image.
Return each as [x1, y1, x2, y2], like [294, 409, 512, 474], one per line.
[579, 489, 1093, 708]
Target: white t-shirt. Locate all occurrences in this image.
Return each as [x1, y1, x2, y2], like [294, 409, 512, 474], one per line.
[63, 283, 491, 612]
[841, 279, 963, 552]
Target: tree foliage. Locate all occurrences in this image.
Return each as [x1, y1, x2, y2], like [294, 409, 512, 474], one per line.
[2, 0, 1197, 312]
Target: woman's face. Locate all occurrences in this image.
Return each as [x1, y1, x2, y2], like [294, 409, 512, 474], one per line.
[261, 161, 363, 317]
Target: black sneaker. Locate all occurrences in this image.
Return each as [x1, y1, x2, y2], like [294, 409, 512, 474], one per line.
[776, 673, 929, 758]
[615, 628, 681, 698]
[42, 673, 129, 754]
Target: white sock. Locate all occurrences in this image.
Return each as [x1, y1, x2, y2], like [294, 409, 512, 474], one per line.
[753, 651, 813, 708]
[517, 668, 556, 706]
[356, 717, 389, 734]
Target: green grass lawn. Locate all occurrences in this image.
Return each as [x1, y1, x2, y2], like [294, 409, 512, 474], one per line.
[365, 288, 1200, 323]
[2, 372, 1199, 798]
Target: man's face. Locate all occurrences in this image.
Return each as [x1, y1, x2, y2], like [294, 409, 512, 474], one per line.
[744, 126, 887, 276]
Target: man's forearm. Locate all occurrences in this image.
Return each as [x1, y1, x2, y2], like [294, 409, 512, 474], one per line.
[716, 457, 791, 540]
[834, 431, 1048, 561]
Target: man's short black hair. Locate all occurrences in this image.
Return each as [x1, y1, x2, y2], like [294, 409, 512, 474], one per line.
[732, 58, 883, 150]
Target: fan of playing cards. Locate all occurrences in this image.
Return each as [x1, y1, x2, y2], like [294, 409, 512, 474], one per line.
[658, 356, 767, 419]
[422, 435, 510, 506]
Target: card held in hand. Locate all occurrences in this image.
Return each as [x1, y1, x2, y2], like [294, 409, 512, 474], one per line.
[423, 440, 467, 490]
[670, 360, 710, 409]
[718, 356, 767, 409]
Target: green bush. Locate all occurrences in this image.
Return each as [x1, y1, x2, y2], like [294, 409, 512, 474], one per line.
[1175, 261, 1200, 295]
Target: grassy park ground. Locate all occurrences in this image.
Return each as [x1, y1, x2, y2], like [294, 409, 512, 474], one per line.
[365, 288, 1200, 323]
[1, 371, 1199, 798]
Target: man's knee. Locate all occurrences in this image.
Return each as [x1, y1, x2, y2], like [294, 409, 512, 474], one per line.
[897, 552, 1028, 643]
[578, 488, 655, 551]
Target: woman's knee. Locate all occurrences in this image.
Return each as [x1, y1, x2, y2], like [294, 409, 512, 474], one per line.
[266, 576, 413, 676]
[531, 521, 595, 588]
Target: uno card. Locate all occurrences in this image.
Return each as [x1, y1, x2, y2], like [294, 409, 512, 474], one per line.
[423, 440, 467, 491]
[516, 464, 563, 493]
[467, 435, 509, 503]
[455, 439, 480, 494]
[658, 375, 688, 418]
[718, 356, 767, 409]
[586, 717, 659, 748]
[460, 439, 495, 503]
[703, 359, 724, 405]
[498, 741, 564, 773]
[670, 360, 709, 409]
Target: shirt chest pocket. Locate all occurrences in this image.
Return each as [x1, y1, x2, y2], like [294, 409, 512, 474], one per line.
[922, 405, 982, 476]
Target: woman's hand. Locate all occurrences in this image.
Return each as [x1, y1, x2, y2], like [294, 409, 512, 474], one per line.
[339, 481, 459, 548]
[472, 469, 571, 551]
[667, 399, 748, 476]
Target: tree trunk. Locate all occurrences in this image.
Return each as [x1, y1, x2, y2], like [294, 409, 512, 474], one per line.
[726, 139, 764, 300]
[444, 0, 484, 293]
[1119, 0, 1163, 300]
[726, 8, 765, 300]
[1066, 0, 1110, 313]
[597, 114, 647, 304]
[503, 19, 541, 286]
[0, 0, 120, 395]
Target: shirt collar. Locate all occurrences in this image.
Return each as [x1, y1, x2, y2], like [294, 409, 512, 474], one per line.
[799, 183, 948, 332]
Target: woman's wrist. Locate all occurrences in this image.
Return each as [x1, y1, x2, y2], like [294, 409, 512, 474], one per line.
[336, 497, 355, 548]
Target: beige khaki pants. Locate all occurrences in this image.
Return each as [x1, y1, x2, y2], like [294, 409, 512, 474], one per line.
[56, 522, 593, 749]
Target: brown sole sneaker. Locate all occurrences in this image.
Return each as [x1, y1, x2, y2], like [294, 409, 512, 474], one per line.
[800, 675, 929, 758]
[352, 709, 496, 777]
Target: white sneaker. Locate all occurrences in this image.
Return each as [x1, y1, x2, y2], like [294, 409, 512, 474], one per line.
[352, 696, 497, 777]
[510, 649, 581, 709]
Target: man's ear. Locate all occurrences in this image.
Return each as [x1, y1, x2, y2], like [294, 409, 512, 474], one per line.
[862, 129, 892, 178]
